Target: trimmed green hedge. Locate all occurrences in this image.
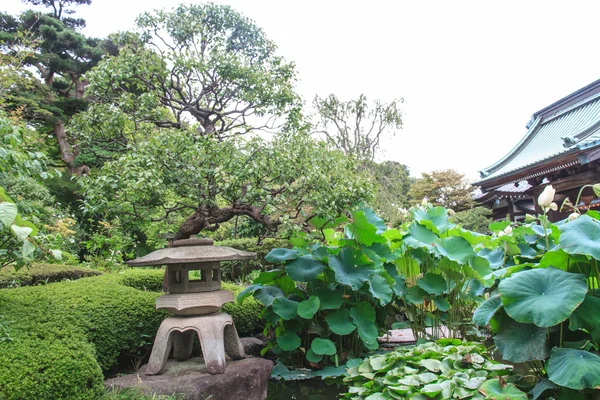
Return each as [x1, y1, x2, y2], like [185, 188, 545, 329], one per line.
[216, 238, 290, 280]
[0, 263, 102, 288]
[0, 269, 264, 399]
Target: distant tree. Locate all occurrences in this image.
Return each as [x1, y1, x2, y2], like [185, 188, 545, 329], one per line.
[313, 93, 403, 163]
[0, 1, 106, 175]
[23, 0, 92, 29]
[77, 2, 299, 152]
[369, 161, 413, 224]
[408, 169, 474, 212]
[450, 206, 493, 233]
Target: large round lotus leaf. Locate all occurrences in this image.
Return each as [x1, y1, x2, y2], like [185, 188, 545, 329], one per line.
[248, 285, 284, 307]
[297, 296, 320, 319]
[478, 379, 528, 399]
[547, 347, 600, 390]
[276, 331, 301, 352]
[306, 348, 323, 363]
[435, 236, 474, 263]
[473, 294, 502, 327]
[314, 288, 346, 310]
[416, 273, 446, 296]
[265, 248, 299, 263]
[349, 303, 378, 350]
[368, 274, 393, 306]
[326, 308, 356, 335]
[285, 255, 325, 282]
[403, 222, 438, 249]
[498, 267, 587, 327]
[412, 206, 449, 234]
[494, 316, 549, 363]
[253, 269, 284, 284]
[272, 298, 299, 320]
[405, 286, 429, 305]
[328, 247, 375, 290]
[559, 215, 600, 259]
[311, 338, 337, 356]
[569, 295, 600, 342]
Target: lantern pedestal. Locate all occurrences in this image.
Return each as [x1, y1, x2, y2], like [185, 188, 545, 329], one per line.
[146, 313, 245, 375]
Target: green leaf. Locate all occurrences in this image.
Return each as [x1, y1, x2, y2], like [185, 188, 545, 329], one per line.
[569, 295, 600, 343]
[11, 225, 33, 241]
[420, 383, 443, 397]
[412, 206, 449, 234]
[254, 285, 285, 307]
[357, 206, 387, 234]
[435, 236, 474, 263]
[21, 240, 36, 258]
[416, 273, 446, 296]
[559, 215, 600, 259]
[547, 347, 600, 390]
[473, 294, 502, 326]
[531, 379, 558, 400]
[276, 331, 301, 352]
[349, 303, 378, 350]
[311, 337, 336, 356]
[478, 379, 528, 399]
[253, 269, 284, 284]
[237, 284, 262, 304]
[297, 296, 320, 319]
[498, 267, 587, 327]
[326, 308, 356, 335]
[433, 296, 450, 312]
[494, 316, 549, 363]
[420, 359, 441, 372]
[0, 202, 18, 228]
[314, 288, 346, 310]
[489, 220, 511, 232]
[306, 348, 323, 363]
[265, 248, 299, 263]
[285, 255, 325, 282]
[328, 247, 374, 290]
[384, 263, 406, 296]
[272, 298, 299, 320]
[405, 286, 428, 305]
[347, 209, 387, 246]
[368, 274, 393, 306]
[403, 222, 438, 249]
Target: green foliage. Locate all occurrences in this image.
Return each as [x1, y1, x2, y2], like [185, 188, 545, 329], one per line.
[0, 262, 101, 288]
[342, 340, 526, 400]
[451, 206, 493, 233]
[216, 238, 291, 281]
[240, 204, 497, 367]
[471, 196, 600, 398]
[408, 169, 475, 212]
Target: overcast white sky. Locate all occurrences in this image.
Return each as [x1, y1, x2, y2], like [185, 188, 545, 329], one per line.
[4, 0, 600, 180]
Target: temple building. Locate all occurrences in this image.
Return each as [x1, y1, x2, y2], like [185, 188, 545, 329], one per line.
[474, 79, 600, 222]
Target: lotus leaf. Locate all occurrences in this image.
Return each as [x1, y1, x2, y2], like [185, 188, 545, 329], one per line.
[265, 248, 299, 263]
[311, 337, 336, 356]
[546, 347, 600, 390]
[285, 255, 325, 282]
[297, 296, 320, 319]
[498, 267, 587, 327]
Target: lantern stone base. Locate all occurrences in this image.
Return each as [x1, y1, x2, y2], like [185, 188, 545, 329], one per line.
[156, 291, 234, 315]
[105, 357, 273, 400]
[146, 313, 245, 375]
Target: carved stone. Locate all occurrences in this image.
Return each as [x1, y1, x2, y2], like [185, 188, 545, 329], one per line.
[146, 313, 245, 375]
[156, 291, 234, 315]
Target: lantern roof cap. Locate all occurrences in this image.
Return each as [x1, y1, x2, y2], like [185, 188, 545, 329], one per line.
[127, 237, 256, 267]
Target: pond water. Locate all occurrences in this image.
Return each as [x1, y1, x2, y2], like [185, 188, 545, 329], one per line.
[267, 379, 344, 400]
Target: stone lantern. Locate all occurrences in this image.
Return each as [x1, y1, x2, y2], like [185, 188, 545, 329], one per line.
[128, 237, 256, 375]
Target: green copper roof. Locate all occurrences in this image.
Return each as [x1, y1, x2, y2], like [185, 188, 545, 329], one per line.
[477, 88, 600, 185]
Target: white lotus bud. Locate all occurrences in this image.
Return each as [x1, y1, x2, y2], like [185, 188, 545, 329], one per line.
[503, 225, 512, 235]
[421, 197, 428, 207]
[568, 213, 579, 221]
[538, 185, 556, 208]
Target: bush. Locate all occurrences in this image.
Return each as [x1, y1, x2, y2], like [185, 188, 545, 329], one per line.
[118, 268, 165, 292]
[216, 238, 291, 280]
[0, 263, 103, 288]
[0, 274, 164, 399]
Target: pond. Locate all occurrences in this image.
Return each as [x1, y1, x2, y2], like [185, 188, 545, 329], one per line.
[267, 379, 344, 400]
